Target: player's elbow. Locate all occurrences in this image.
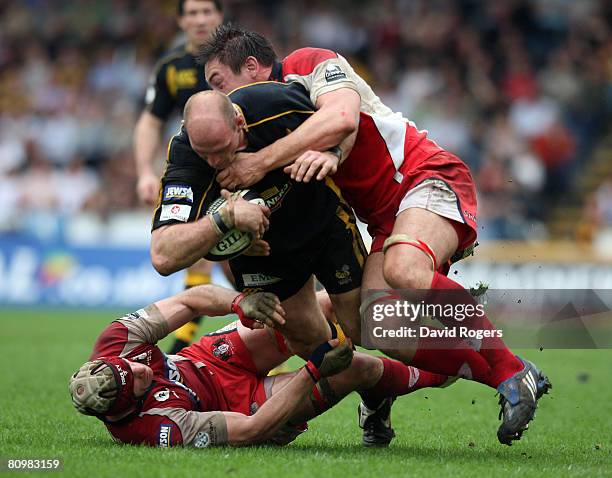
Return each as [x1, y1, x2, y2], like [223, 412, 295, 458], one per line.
[150, 229, 181, 276]
[229, 417, 266, 446]
[150, 253, 174, 276]
[330, 110, 358, 140]
[150, 244, 178, 276]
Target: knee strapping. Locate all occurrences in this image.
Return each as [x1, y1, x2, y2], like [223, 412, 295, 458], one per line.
[382, 234, 438, 270]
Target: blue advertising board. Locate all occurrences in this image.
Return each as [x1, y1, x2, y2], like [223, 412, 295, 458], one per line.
[0, 236, 187, 308]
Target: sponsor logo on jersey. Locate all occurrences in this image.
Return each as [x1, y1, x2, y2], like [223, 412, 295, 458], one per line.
[164, 355, 183, 383]
[163, 185, 194, 203]
[173, 380, 199, 403]
[260, 183, 292, 212]
[463, 210, 477, 222]
[168, 66, 198, 89]
[193, 431, 210, 448]
[160, 203, 191, 222]
[154, 388, 170, 402]
[166, 66, 197, 96]
[124, 308, 148, 321]
[241, 273, 282, 287]
[324, 64, 347, 83]
[159, 424, 172, 447]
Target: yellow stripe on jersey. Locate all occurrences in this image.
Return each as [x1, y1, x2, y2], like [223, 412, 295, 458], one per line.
[325, 177, 367, 267]
[247, 110, 314, 130]
[195, 173, 217, 219]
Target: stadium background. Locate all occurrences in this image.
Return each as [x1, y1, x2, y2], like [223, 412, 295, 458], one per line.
[2, 0, 612, 307]
[0, 1, 611, 476]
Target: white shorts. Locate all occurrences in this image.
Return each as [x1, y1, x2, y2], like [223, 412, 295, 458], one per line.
[397, 179, 466, 226]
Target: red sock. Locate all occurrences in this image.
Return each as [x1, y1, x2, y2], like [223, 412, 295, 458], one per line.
[410, 331, 493, 386]
[429, 272, 523, 386]
[361, 358, 448, 407]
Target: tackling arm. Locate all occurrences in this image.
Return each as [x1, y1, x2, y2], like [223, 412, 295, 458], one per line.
[259, 88, 361, 171]
[222, 339, 353, 446]
[222, 367, 314, 445]
[217, 88, 360, 189]
[123, 288, 285, 348]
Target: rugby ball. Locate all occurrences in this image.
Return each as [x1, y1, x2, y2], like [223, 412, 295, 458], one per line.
[204, 190, 266, 261]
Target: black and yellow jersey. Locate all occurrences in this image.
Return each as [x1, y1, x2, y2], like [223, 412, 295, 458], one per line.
[229, 81, 314, 152]
[145, 44, 210, 121]
[151, 81, 365, 299]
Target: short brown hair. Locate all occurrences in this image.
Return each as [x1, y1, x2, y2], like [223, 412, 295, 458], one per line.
[197, 24, 277, 74]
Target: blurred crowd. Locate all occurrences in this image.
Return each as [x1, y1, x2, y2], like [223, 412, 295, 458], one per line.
[1, 0, 612, 242]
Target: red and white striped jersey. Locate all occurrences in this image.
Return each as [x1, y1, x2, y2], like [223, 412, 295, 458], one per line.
[278, 48, 446, 231]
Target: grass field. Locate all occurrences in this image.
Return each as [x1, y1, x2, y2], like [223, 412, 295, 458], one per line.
[1, 309, 610, 478]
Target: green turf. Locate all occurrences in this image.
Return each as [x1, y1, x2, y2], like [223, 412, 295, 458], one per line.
[0, 309, 610, 478]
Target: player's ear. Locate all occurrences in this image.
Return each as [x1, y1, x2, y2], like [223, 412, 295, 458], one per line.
[233, 106, 245, 129]
[244, 56, 259, 79]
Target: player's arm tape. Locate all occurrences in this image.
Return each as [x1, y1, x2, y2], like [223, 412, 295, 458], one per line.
[115, 304, 170, 345]
[303, 339, 334, 383]
[210, 211, 231, 235]
[208, 207, 233, 236]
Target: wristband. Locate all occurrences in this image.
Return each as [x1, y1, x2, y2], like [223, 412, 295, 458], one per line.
[212, 211, 231, 234]
[231, 293, 257, 329]
[208, 214, 223, 236]
[304, 361, 321, 383]
[327, 146, 343, 160]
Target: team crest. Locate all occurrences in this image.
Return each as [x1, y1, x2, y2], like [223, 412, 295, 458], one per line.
[212, 338, 233, 361]
[193, 432, 210, 448]
[335, 264, 352, 285]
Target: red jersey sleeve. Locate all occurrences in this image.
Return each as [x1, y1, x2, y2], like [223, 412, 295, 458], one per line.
[282, 48, 360, 105]
[107, 387, 228, 448]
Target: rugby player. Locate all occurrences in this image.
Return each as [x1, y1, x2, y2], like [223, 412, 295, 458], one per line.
[149, 80, 407, 445]
[197, 25, 552, 445]
[132, 0, 225, 354]
[68, 285, 448, 447]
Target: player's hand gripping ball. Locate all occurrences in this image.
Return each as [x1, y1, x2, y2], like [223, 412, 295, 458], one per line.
[205, 189, 265, 261]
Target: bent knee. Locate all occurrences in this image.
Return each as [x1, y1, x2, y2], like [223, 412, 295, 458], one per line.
[382, 254, 432, 290]
[350, 353, 383, 384]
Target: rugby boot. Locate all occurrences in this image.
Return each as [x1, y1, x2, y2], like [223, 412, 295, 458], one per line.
[358, 397, 396, 447]
[496, 357, 552, 445]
